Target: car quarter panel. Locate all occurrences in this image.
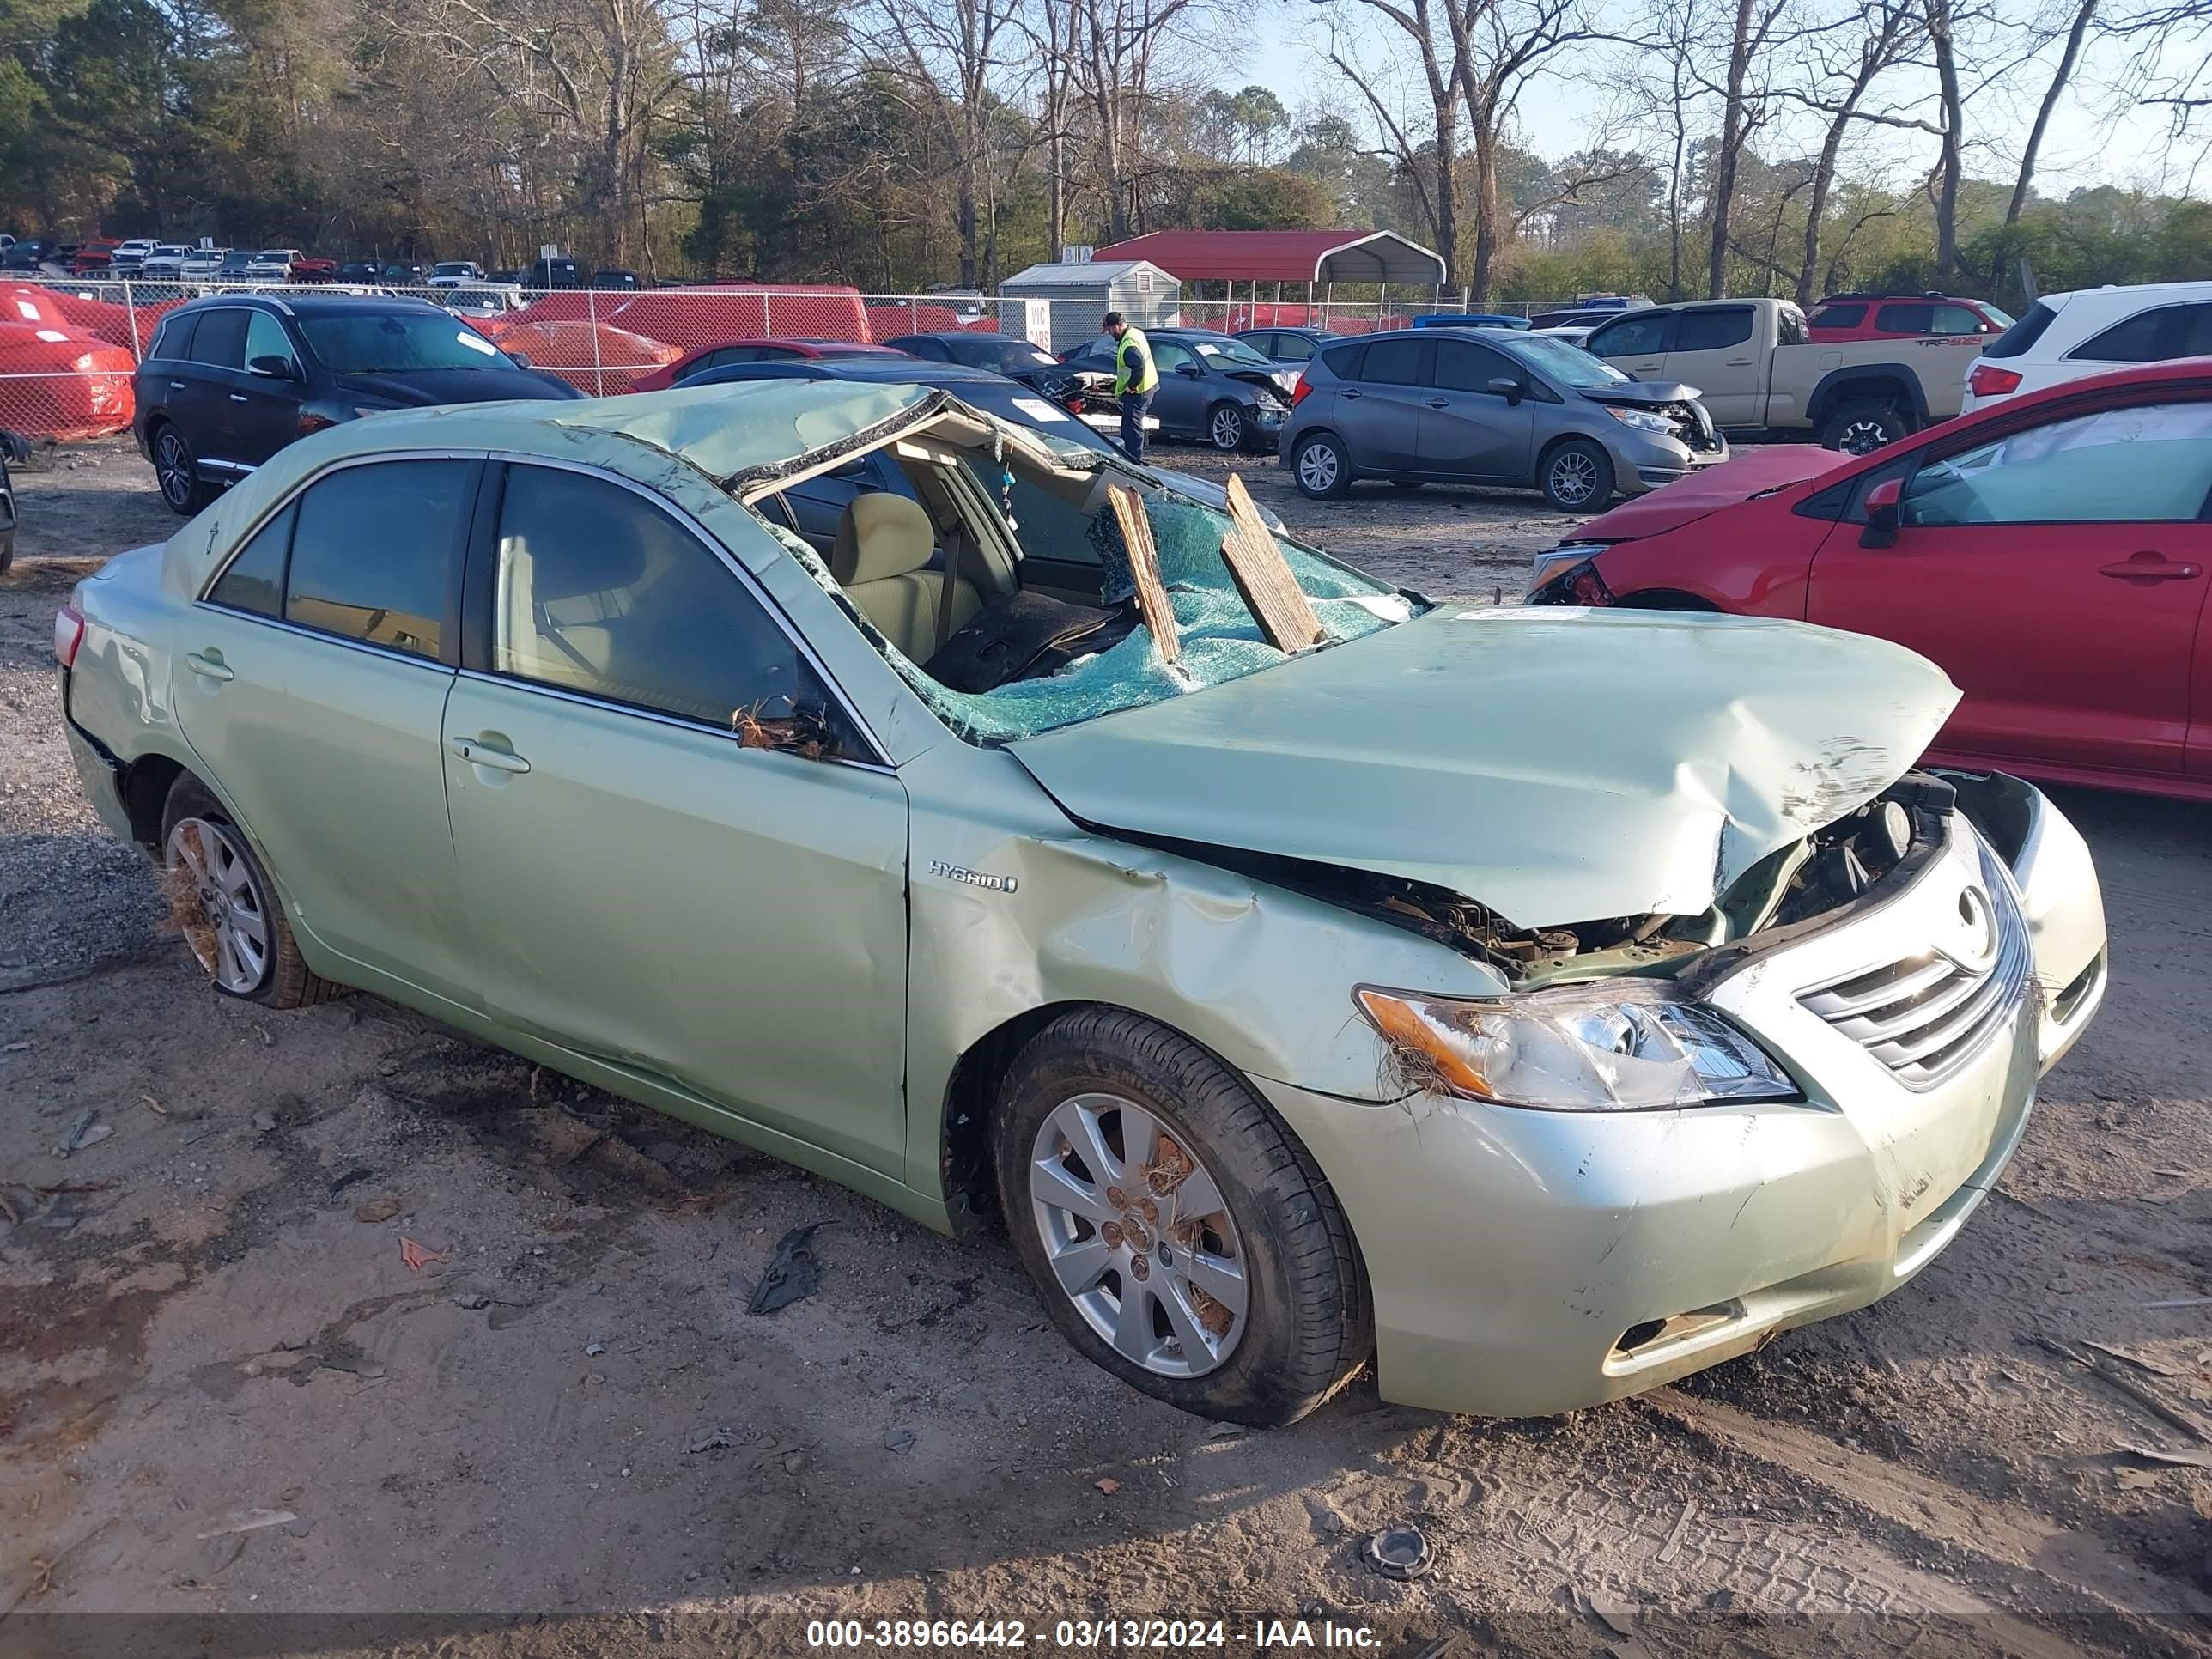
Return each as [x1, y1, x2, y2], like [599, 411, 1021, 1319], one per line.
[894, 741, 1507, 1206]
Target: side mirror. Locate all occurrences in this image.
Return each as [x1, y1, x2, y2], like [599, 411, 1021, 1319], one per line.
[1486, 375, 1524, 406]
[507, 351, 532, 369]
[247, 355, 296, 380]
[1176, 362, 1203, 378]
[1861, 477, 1903, 548]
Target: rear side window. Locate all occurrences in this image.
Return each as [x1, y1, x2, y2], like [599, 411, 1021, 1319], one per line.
[1982, 301, 2058, 359]
[1674, 307, 1754, 351]
[1809, 302, 1866, 329]
[152, 312, 199, 360]
[1358, 337, 1425, 385]
[1875, 302, 1933, 334]
[285, 459, 474, 659]
[2071, 302, 2212, 363]
[206, 503, 295, 617]
[187, 309, 248, 369]
[1317, 342, 1363, 379]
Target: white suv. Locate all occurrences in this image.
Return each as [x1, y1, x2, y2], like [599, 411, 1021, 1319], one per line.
[1963, 280, 2212, 411]
[246, 248, 302, 280]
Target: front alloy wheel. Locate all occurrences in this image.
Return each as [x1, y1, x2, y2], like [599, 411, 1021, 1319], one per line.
[1028, 1091, 1248, 1377]
[1547, 446, 1603, 508]
[1209, 404, 1246, 451]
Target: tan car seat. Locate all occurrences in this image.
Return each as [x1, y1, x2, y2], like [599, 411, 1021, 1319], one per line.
[831, 493, 981, 660]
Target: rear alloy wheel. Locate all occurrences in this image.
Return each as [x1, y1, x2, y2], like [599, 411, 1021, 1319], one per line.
[994, 1008, 1370, 1425]
[153, 425, 213, 515]
[1541, 438, 1615, 513]
[1820, 398, 1910, 455]
[161, 775, 338, 1007]
[1208, 404, 1247, 451]
[1292, 433, 1352, 500]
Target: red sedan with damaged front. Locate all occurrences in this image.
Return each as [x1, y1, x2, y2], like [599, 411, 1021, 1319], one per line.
[1529, 357, 2212, 802]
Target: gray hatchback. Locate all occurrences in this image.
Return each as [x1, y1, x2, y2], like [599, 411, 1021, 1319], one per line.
[1280, 329, 1726, 510]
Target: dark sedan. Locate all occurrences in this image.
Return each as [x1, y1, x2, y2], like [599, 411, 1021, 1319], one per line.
[1232, 326, 1338, 368]
[1057, 327, 1295, 452]
[132, 293, 583, 514]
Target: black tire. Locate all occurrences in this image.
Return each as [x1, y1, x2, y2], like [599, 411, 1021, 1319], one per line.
[1540, 437, 1616, 513]
[1206, 402, 1247, 452]
[151, 422, 216, 515]
[1819, 398, 1911, 455]
[993, 1007, 1371, 1426]
[160, 775, 340, 1009]
[0, 529, 13, 576]
[1291, 431, 1352, 500]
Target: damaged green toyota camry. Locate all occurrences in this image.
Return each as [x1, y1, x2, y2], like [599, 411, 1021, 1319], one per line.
[57, 380, 2108, 1425]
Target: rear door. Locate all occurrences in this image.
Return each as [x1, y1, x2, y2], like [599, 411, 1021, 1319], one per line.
[1419, 337, 1535, 481]
[178, 307, 250, 471]
[1588, 309, 1672, 381]
[1808, 393, 2212, 776]
[173, 456, 479, 1006]
[1339, 336, 1429, 472]
[1661, 306, 1763, 425]
[441, 460, 910, 1176]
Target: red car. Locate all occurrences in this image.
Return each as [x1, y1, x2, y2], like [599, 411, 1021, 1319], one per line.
[1806, 292, 2014, 343]
[1528, 357, 2212, 801]
[627, 337, 903, 393]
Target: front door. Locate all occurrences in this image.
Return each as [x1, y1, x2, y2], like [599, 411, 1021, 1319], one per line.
[1661, 305, 1764, 427]
[1588, 308, 1672, 383]
[1147, 337, 1205, 439]
[229, 309, 309, 467]
[1419, 337, 1536, 481]
[173, 456, 480, 1006]
[1340, 335, 1429, 472]
[1808, 395, 2212, 776]
[441, 460, 911, 1176]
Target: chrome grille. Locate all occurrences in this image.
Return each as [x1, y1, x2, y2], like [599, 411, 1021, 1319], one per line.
[1797, 847, 2031, 1091]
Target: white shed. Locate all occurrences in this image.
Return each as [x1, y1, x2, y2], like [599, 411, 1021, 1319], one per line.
[997, 258, 1182, 349]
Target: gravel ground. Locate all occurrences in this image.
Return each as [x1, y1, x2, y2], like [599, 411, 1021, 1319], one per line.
[3, 437, 2211, 1656]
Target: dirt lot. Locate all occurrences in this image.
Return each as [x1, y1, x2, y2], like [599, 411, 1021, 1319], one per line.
[4, 437, 2212, 1656]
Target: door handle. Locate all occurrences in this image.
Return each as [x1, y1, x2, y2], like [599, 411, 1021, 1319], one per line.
[1424, 397, 1449, 409]
[2099, 553, 2203, 582]
[1341, 388, 1361, 399]
[228, 392, 248, 404]
[185, 651, 234, 683]
[1724, 357, 1753, 366]
[168, 380, 185, 391]
[448, 735, 531, 774]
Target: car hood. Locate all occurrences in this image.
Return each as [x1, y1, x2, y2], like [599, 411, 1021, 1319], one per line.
[337, 368, 580, 404]
[1009, 605, 1958, 928]
[1573, 444, 1842, 542]
[1578, 380, 1703, 408]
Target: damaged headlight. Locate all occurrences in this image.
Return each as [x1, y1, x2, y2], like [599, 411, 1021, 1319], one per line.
[1355, 982, 1798, 1111]
[1604, 406, 1675, 434]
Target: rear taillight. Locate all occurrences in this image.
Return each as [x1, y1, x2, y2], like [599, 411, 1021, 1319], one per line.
[1968, 363, 2022, 398]
[1291, 374, 1310, 406]
[299, 410, 337, 435]
[54, 603, 85, 668]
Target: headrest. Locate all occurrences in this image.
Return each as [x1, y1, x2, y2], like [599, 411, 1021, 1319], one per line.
[510, 520, 649, 600]
[831, 491, 934, 586]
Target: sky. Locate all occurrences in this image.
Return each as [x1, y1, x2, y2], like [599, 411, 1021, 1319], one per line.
[1224, 17, 2190, 205]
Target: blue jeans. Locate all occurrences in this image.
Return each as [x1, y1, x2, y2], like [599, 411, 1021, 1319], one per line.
[1120, 389, 1153, 463]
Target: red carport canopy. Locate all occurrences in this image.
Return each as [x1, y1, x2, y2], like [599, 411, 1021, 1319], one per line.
[1091, 228, 1445, 286]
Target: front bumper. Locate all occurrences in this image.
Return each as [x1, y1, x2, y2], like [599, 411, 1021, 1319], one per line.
[1257, 783, 2105, 1418]
[1611, 428, 1731, 495]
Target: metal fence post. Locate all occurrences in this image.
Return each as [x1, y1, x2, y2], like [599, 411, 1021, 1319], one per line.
[587, 284, 605, 396]
[125, 281, 141, 361]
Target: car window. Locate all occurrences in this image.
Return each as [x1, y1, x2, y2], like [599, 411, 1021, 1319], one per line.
[284, 459, 473, 658]
[1237, 332, 1276, 358]
[1192, 337, 1276, 369]
[1275, 333, 1319, 362]
[206, 503, 296, 617]
[962, 457, 1098, 564]
[1929, 304, 1984, 336]
[1431, 337, 1516, 392]
[1152, 340, 1197, 373]
[492, 464, 803, 727]
[1875, 302, 1934, 333]
[1902, 400, 2212, 526]
[152, 311, 199, 361]
[187, 309, 249, 370]
[1777, 306, 1809, 347]
[1358, 337, 1425, 386]
[1590, 312, 1669, 356]
[243, 310, 297, 375]
[298, 313, 512, 374]
[2071, 302, 2212, 363]
[1983, 301, 2058, 359]
[1674, 307, 1754, 351]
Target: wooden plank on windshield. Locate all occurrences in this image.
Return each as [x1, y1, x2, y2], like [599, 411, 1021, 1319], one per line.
[1219, 473, 1326, 652]
[1108, 484, 1181, 665]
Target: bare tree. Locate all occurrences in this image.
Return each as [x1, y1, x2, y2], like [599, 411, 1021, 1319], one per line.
[2007, 0, 2099, 222]
[1782, 0, 1921, 303]
[1705, 0, 1793, 295]
[1923, 0, 1963, 276]
[1322, 1, 1468, 285]
[1065, 0, 1215, 239]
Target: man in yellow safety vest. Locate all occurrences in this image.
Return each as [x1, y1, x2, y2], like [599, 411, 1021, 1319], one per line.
[1103, 311, 1157, 462]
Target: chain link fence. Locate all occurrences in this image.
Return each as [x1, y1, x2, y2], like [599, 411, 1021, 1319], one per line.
[0, 275, 1574, 447]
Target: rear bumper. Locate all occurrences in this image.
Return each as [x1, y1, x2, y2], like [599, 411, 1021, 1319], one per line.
[61, 672, 137, 845]
[1257, 785, 2101, 1418]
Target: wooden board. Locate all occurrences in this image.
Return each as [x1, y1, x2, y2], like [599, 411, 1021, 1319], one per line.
[1219, 473, 1326, 652]
[1107, 484, 1181, 665]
